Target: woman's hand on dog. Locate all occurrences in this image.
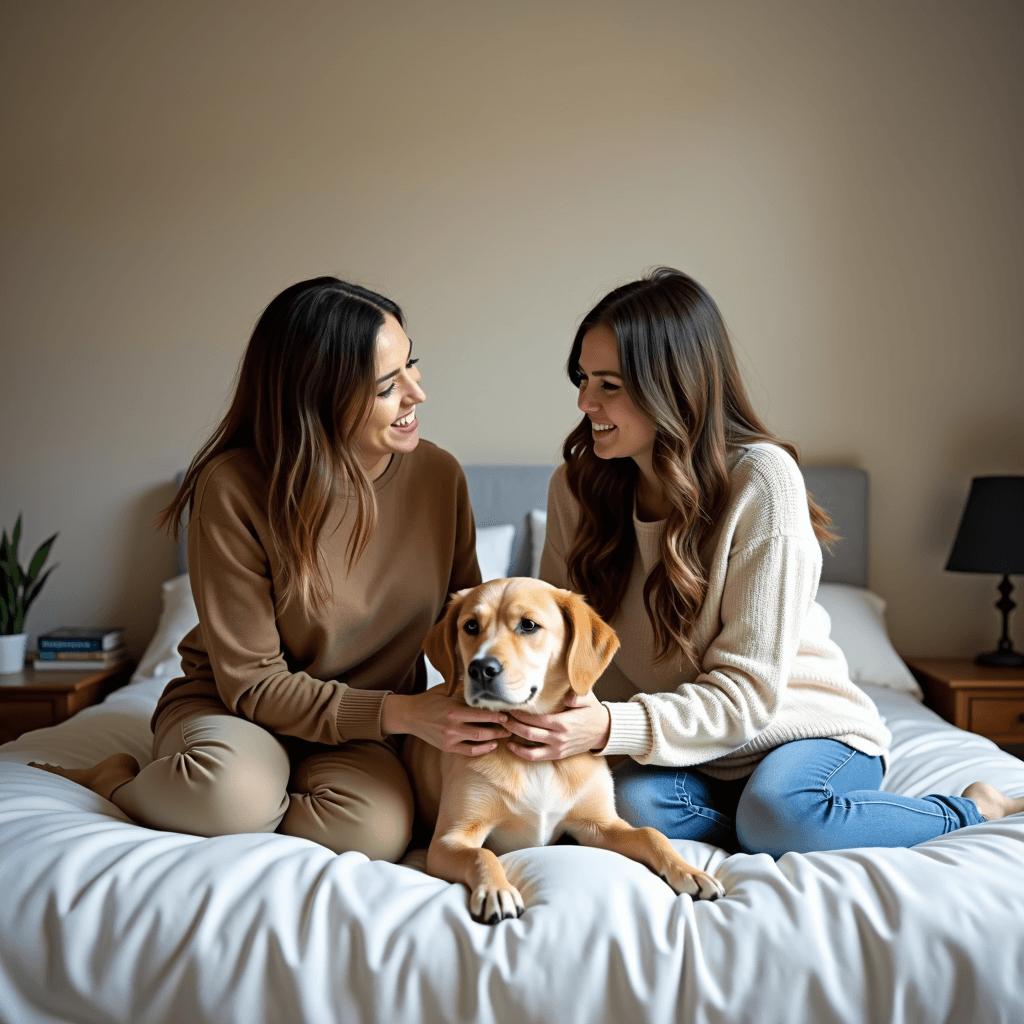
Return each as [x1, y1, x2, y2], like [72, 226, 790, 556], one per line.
[381, 689, 511, 755]
[504, 692, 612, 760]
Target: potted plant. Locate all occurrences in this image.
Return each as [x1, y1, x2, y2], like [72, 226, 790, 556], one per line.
[0, 516, 58, 674]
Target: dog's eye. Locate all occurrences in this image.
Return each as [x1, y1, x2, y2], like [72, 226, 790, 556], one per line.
[519, 619, 539, 633]
[463, 620, 479, 635]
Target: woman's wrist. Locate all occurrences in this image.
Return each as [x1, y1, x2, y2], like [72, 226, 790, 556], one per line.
[591, 701, 612, 752]
[596, 699, 652, 757]
[380, 692, 413, 737]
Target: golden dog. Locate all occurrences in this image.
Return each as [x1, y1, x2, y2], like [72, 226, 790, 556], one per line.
[403, 577, 725, 924]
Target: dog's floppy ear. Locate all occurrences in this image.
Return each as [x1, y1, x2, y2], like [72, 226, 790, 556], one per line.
[424, 589, 472, 697]
[556, 589, 620, 695]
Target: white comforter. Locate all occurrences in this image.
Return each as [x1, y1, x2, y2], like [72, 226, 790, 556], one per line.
[1, 675, 1023, 1024]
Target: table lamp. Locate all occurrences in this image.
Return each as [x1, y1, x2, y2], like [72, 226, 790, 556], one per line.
[945, 475, 1024, 668]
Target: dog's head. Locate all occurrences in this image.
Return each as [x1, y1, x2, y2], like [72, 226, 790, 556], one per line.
[423, 578, 619, 713]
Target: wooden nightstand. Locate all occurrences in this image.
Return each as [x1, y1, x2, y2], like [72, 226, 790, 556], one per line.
[0, 660, 135, 744]
[904, 656, 1024, 747]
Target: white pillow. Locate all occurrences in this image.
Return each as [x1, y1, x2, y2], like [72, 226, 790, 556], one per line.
[131, 573, 198, 684]
[476, 523, 516, 583]
[528, 509, 547, 578]
[814, 583, 922, 699]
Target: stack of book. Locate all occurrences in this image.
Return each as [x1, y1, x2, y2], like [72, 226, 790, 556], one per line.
[34, 627, 129, 671]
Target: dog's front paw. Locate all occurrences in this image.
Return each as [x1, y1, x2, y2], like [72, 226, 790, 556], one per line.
[470, 884, 525, 924]
[661, 865, 725, 901]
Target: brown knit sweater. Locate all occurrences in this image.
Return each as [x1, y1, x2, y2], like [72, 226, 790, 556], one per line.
[152, 441, 480, 744]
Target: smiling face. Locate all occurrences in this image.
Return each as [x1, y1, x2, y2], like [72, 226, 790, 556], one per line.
[575, 324, 656, 466]
[423, 579, 620, 716]
[355, 313, 427, 478]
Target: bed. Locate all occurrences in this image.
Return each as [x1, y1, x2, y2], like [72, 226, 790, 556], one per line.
[1, 465, 1022, 1024]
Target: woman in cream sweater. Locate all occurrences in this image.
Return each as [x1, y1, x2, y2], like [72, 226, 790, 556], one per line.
[505, 268, 1023, 856]
[31, 277, 512, 860]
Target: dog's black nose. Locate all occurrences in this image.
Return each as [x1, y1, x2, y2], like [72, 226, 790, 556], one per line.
[467, 656, 503, 686]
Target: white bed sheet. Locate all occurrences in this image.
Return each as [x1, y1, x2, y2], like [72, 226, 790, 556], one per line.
[1, 673, 1023, 1024]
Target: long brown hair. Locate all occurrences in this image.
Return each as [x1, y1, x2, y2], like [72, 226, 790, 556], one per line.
[158, 276, 404, 618]
[563, 268, 836, 667]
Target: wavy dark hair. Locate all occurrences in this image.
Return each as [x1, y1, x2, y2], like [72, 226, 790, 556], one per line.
[563, 267, 836, 667]
[157, 276, 403, 618]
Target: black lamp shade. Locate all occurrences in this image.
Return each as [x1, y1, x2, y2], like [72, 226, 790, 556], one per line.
[945, 476, 1024, 575]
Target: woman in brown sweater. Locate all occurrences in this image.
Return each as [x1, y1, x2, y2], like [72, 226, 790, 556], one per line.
[31, 277, 511, 861]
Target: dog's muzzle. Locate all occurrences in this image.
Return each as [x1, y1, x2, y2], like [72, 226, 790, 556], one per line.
[467, 656, 505, 699]
[466, 656, 538, 705]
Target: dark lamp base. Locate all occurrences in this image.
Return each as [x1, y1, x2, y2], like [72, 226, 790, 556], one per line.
[975, 649, 1024, 669]
[972, 575, 1024, 669]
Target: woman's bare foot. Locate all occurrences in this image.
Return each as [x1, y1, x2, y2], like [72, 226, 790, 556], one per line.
[962, 781, 1024, 821]
[28, 753, 140, 801]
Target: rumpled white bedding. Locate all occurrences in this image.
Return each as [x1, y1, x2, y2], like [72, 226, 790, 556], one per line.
[1, 673, 1023, 1024]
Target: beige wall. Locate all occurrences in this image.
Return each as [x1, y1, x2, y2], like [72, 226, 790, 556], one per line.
[2, 0, 1022, 661]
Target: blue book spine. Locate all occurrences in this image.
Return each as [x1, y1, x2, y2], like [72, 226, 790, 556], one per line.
[37, 651, 58, 660]
[38, 638, 104, 651]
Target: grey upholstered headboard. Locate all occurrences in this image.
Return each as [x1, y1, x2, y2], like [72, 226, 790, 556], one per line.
[802, 466, 869, 587]
[175, 463, 868, 587]
[464, 465, 556, 577]
[464, 463, 869, 588]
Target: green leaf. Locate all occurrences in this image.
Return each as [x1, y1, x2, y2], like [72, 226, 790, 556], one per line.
[26, 533, 57, 584]
[0, 598, 8, 634]
[12, 606, 24, 634]
[0, 532, 20, 587]
[11, 515, 21, 568]
[23, 564, 56, 617]
[1, 587, 15, 635]
[2, 589, 16, 635]
[5, 577, 17, 626]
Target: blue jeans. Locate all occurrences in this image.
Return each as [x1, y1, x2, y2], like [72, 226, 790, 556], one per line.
[614, 738, 986, 859]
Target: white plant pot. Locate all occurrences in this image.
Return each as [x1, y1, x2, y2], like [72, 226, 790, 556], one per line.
[0, 633, 28, 674]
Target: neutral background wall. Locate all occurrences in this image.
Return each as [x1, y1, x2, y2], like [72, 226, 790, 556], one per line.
[2, 0, 1022, 661]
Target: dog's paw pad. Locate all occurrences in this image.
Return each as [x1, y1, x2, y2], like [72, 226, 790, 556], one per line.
[690, 872, 726, 901]
[700, 875, 725, 900]
[664, 869, 725, 901]
[470, 884, 524, 924]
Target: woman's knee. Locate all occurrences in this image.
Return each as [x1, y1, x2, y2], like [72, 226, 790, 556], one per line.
[356, 782, 415, 861]
[118, 746, 289, 836]
[735, 778, 823, 857]
[282, 743, 415, 861]
[284, 780, 414, 861]
[178, 748, 291, 833]
[735, 784, 780, 855]
[735, 742, 871, 856]
[127, 712, 291, 836]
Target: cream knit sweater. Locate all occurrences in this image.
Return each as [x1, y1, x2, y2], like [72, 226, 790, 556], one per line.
[539, 444, 891, 779]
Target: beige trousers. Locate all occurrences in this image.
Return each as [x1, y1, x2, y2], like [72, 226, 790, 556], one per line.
[112, 698, 414, 862]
